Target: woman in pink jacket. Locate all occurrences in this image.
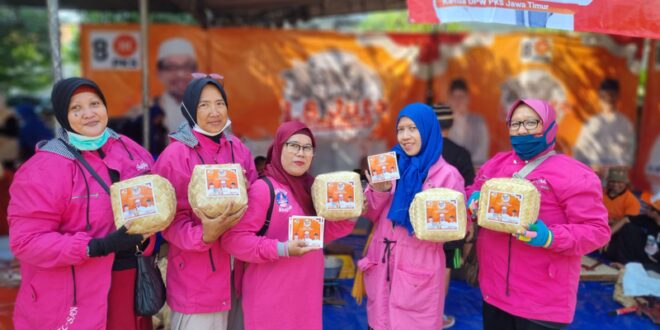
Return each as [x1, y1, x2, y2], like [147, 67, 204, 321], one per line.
[152, 74, 258, 329]
[467, 99, 610, 329]
[222, 121, 355, 330]
[359, 103, 465, 330]
[8, 77, 156, 329]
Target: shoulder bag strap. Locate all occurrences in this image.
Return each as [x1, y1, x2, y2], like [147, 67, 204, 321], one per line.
[256, 176, 275, 237]
[59, 138, 111, 194]
[513, 151, 556, 180]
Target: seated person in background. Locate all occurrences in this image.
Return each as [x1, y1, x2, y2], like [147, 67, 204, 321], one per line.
[606, 193, 660, 272]
[602, 167, 641, 237]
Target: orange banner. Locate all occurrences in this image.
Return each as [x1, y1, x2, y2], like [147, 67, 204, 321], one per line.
[81, 25, 643, 173]
[429, 33, 642, 166]
[633, 40, 660, 193]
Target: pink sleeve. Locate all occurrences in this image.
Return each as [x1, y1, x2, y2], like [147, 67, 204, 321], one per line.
[363, 186, 392, 223]
[547, 172, 611, 256]
[324, 220, 356, 243]
[153, 151, 211, 252]
[221, 179, 280, 263]
[8, 161, 91, 268]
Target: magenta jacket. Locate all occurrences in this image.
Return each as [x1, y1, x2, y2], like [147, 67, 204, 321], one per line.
[222, 177, 355, 330]
[359, 157, 465, 330]
[152, 124, 258, 314]
[8, 130, 154, 329]
[467, 150, 610, 323]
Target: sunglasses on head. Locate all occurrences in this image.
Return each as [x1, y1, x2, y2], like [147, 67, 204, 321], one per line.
[191, 72, 224, 85]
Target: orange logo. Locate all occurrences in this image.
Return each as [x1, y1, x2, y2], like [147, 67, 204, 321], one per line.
[113, 34, 138, 57]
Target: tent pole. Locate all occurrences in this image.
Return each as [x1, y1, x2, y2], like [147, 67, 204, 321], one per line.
[139, 0, 150, 151]
[47, 0, 63, 82]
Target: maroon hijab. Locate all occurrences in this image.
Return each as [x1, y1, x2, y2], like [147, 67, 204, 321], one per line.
[263, 121, 317, 215]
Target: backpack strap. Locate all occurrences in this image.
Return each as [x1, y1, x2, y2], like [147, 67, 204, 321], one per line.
[256, 176, 275, 237]
[59, 138, 111, 194]
[512, 151, 556, 179]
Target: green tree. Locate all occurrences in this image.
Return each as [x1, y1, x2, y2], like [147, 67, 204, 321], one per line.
[0, 6, 52, 93]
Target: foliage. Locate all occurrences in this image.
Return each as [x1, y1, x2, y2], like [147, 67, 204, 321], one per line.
[0, 6, 53, 93]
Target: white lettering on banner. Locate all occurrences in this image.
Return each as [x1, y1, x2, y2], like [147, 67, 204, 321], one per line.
[528, 2, 549, 10]
[89, 31, 141, 70]
[505, 1, 527, 8]
[468, 0, 487, 5]
[488, 0, 505, 5]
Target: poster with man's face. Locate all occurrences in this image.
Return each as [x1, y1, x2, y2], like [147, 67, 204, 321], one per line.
[288, 216, 324, 248]
[120, 182, 157, 221]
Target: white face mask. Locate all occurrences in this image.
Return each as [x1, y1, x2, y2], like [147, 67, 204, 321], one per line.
[193, 119, 232, 136]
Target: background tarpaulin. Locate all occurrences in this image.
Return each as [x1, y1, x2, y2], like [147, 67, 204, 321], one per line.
[407, 0, 660, 39]
[81, 25, 644, 174]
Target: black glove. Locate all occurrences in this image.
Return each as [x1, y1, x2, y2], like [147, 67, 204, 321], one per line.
[88, 226, 144, 257]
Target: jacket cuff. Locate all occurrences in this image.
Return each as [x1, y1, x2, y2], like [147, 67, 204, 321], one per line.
[71, 233, 93, 263]
[277, 242, 289, 257]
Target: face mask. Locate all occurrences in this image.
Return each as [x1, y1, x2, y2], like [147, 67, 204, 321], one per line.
[193, 119, 232, 137]
[509, 121, 555, 160]
[68, 129, 110, 151]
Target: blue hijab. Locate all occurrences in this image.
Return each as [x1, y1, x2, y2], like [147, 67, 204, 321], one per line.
[387, 103, 443, 234]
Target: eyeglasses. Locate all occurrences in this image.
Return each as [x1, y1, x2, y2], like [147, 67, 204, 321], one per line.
[158, 62, 197, 73]
[284, 142, 314, 155]
[508, 119, 541, 131]
[191, 72, 224, 86]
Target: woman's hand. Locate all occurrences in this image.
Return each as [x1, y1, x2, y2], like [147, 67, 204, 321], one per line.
[365, 170, 392, 192]
[287, 240, 320, 256]
[196, 202, 248, 244]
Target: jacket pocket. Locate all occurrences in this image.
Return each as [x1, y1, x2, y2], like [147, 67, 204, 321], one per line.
[390, 265, 440, 312]
[24, 269, 69, 327]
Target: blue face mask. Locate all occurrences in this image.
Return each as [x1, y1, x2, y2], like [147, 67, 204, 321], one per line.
[68, 129, 110, 151]
[509, 121, 555, 160]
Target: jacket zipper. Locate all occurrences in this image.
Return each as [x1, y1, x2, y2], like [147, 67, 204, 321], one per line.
[505, 235, 512, 297]
[209, 249, 216, 272]
[71, 193, 99, 200]
[71, 266, 78, 306]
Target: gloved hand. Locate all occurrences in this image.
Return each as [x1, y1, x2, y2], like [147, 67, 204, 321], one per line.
[515, 219, 553, 248]
[87, 226, 144, 257]
[467, 191, 480, 218]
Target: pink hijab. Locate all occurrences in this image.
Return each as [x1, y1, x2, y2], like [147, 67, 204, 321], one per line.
[506, 99, 558, 150]
[263, 121, 317, 215]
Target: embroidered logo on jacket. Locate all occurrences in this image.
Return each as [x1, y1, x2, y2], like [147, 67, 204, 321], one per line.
[530, 177, 551, 191]
[275, 189, 292, 213]
[136, 161, 150, 172]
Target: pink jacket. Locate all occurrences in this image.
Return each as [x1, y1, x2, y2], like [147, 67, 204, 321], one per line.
[359, 157, 465, 330]
[467, 151, 610, 323]
[8, 131, 154, 330]
[152, 126, 258, 314]
[222, 177, 355, 330]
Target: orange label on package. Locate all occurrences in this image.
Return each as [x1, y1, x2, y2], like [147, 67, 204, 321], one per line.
[119, 182, 158, 221]
[288, 216, 324, 248]
[425, 199, 459, 231]
[367, 152, 400, 183]
[485, 191, 523, 225]
[326, 181, 356, 210]
[205, 168, 240, 197]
